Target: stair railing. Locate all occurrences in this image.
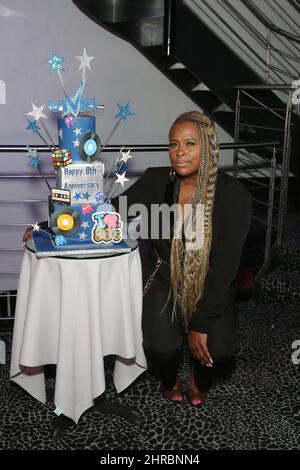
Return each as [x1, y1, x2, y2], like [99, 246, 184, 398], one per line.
[185, 0, 300, 92]
[234, 85, 294, 257]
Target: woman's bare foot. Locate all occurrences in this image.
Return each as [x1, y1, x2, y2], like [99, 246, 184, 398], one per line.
[188, 366, 207, 406]
[162, 376, 184, 402]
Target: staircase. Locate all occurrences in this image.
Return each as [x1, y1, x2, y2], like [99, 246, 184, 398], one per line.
[72, 0, 300, 173]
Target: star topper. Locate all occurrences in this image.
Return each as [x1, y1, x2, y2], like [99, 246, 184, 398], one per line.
[26, 103, 48, 121]
[26, 119, 40, 134]
[115, 171, 129, 187]
[76, 48, 94, 76]
[26, 146, 41, 168]
[46, 51, 66, 73]
[115, 103, 135, 122]
[119, 148, 133, 163]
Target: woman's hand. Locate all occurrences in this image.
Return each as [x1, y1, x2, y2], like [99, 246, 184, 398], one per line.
[22, 226, 33, 245]
[188, 330, 213, 367]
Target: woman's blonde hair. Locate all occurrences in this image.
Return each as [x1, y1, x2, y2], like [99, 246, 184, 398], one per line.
[169, 111, 219, 329]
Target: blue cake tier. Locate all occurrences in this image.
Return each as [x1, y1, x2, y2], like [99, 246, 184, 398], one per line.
[32, 229, 130, 258]
[58, 115, 96, 162]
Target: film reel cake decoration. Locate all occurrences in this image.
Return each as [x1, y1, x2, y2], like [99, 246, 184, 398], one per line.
[25, 49, 136, 256]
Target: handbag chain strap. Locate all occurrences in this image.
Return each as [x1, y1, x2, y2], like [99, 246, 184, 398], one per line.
[143, 250, 167, 297]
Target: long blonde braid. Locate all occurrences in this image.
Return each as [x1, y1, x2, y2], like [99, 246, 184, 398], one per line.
[169, 111, 219, 330]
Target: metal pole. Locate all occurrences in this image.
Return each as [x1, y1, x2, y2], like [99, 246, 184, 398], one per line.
[233, 90, 240, 178]
[295, 60, 300, 116]
[266, 29, 271, 84]
[6, 292, 11, 318]
[265, 148, 276, 265]
[277, 90, 293, 244]
[163, 0, 173, 57]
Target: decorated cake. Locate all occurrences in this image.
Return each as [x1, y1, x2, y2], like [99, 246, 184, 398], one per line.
[25, 50, 135, 256]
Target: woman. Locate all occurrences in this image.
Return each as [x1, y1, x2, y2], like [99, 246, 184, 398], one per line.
[113, 111, 252, 405]
[24, 111, 252, 406]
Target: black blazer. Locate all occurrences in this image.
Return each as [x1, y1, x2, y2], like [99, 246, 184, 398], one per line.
[115, 166, 253, 333]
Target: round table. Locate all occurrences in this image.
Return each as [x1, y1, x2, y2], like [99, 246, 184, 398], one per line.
[10, 239, 147, 424]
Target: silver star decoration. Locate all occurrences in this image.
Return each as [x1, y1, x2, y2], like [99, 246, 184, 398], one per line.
[81, 221, 89, 229]
[73, 138, 80, 147]
[31, 222, 40, 232]
[79, 232, 88, 240]
[119, 148, 133, 163]
[73, 127, 82, 136]
[58, 128, 63, 139]
[115, 172, 129, 187]
[26, 102, 48, 121]
[76, 48, 94, 75]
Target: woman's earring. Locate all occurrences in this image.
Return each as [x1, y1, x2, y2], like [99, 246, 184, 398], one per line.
[169, 167, 176, 181]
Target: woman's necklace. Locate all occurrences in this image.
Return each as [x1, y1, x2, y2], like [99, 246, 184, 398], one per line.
[179, 183, 196, 208]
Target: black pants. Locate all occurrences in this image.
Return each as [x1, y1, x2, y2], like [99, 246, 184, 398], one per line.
[141, 252, 237, 392]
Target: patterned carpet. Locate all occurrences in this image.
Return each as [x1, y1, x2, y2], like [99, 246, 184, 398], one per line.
[0, 298, 299, 450]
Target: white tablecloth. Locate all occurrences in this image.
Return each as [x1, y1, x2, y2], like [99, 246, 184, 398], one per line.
[10, 247, 147, 423]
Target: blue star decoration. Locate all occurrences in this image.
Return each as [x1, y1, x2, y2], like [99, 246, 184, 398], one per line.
[114, 103, 135, 122]
[74, 192, 82, 201]
[46, 51, 65, 73]
[26, 119, 40, 134]
[82, 192, 91, 200]
[26, 147, 41, 168]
